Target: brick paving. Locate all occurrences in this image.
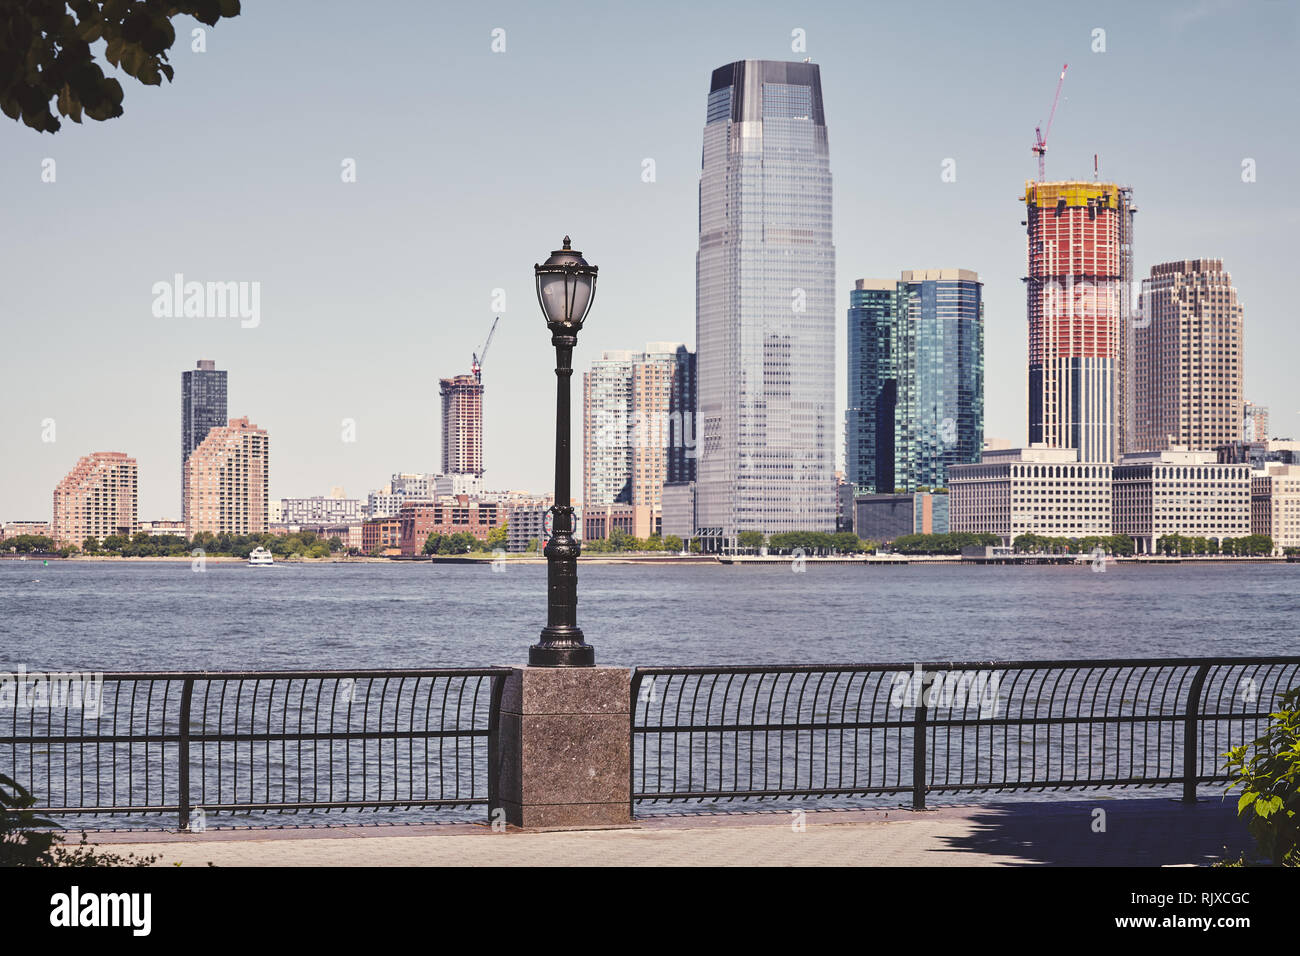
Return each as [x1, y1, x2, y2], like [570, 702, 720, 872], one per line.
[81, 797, 1253, 867]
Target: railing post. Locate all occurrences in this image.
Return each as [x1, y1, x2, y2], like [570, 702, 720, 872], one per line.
[912, 670, 932, 810]
[628, 670, 643, 820]
[178, 677, 194, 830]
[1183, 664, 1211, 803]
[486, 672, 506, 823]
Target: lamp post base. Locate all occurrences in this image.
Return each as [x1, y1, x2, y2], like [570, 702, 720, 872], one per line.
[529, 627, 595, 667]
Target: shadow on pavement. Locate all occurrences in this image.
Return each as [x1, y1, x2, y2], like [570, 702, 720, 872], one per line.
[933, 796, 1255, 866]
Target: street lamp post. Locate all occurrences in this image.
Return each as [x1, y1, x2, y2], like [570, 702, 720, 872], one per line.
[530, 237, 597, 667]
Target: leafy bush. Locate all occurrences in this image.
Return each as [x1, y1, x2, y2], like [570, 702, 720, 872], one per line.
[1224, 687, 1300, 866]
[2, 773, 156, 867]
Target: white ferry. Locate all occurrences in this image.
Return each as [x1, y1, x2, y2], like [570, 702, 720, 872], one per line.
[248, 546, 274, 567]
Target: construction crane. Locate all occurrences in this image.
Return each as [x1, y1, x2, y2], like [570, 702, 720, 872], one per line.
[1032, 63, 1068, 181]
[471, 315, 500, 383]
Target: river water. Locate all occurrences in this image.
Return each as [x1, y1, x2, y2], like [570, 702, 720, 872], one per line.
[2, 560, 1295, 671]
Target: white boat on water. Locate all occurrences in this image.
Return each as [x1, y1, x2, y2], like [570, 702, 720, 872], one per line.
[248, 546, 274, 567]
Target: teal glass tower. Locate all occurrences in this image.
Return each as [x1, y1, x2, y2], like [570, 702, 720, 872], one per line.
[845, 270, 983, 492]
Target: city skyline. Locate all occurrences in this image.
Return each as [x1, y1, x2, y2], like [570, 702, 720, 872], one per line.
[3, 2, 1297, 521]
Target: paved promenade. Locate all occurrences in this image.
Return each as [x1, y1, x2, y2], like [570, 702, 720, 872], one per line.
[84, 797, 1253, 866]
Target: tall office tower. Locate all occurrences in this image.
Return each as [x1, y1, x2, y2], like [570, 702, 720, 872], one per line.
[52, 452, 138, 546]
[695, 60, 836, 544]
[845, 271, 984, 493]
[845, 279, 900, 494]
[1243, 401, 1269, 443]
[182, 359, 227, 513]
[439, 374, 484, 476]
[666, 344, 698, 484]
[183, 417, 270, 537]
[1134, 258, 1245, 452]
[1023, 181, 1135, 462]
[582, 344, 688, 514]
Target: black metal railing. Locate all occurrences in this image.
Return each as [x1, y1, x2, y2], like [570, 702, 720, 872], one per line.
[2, 668, 509, 827]
[629, 657, 1300, 809]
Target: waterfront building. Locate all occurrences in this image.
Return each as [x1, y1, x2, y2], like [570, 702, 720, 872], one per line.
[1113, 449, 1250, 553]
[845, 270, 984, 493]
[440, 375, 484, 477]
[949, 446, 1113, 546]
[582, 503, 657, 542]
[138, 519, 186, 537]
[183, 417, 270, 537]
[51, 452, 138, 545]
[362, 516, 402, 554]
[1134, 259, 1244, 452]
[582, 343, 690, 524]
[2, 520, 51, 540]
[842, 491, 951, 542]
[1252, 463, 1300, 552]
[182, 359, 228, 515]
[279, 495, 362, 525]
[1023, 181, 1135, 461]
[695, 59, 836, 544]
[397, 496, 504, 555]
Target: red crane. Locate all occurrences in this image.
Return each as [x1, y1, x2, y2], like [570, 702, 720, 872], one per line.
[1032, 63, 1068, 181]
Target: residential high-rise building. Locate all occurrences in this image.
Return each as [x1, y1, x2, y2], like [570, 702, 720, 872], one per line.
[439, 374, 483, 476]
[181, 359, 227, 513]
[183, 417, 270, 537]
[582, 343, 691, 523]
[846, 270, 984, 493]
[695, 59, 836, 545]
[1023, 181, 1135, 462]
[1243, 401, 1269, 443]
[1134, 259, 1244, 452]
[52, 452, 138, 546]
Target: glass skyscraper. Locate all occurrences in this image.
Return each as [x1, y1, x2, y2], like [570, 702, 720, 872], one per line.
[845, 271, 983, 493]
[695, 60, 836, 545]
[181, 359, 228, 514]
[845, 280, 901, 494]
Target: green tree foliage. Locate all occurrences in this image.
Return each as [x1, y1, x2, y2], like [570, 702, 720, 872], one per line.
[764, 531, 875, 555]
[1013, 533, 1134, 556]
[1225, 687, 1300, 866]
[1, 0, 241, 133]
[486, 522, 508, 549]
[737, 530, 766, 553]
[889, 532, 999, 555]
[1, 534, 56, 553]
[663, 534, 683, 553]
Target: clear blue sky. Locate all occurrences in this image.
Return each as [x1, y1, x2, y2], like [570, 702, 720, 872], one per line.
[2, 0, 1296, 520]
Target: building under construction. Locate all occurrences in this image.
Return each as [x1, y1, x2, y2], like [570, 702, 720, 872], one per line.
[1023, 180, 1135, 462]
[439, 374, 484, 477]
